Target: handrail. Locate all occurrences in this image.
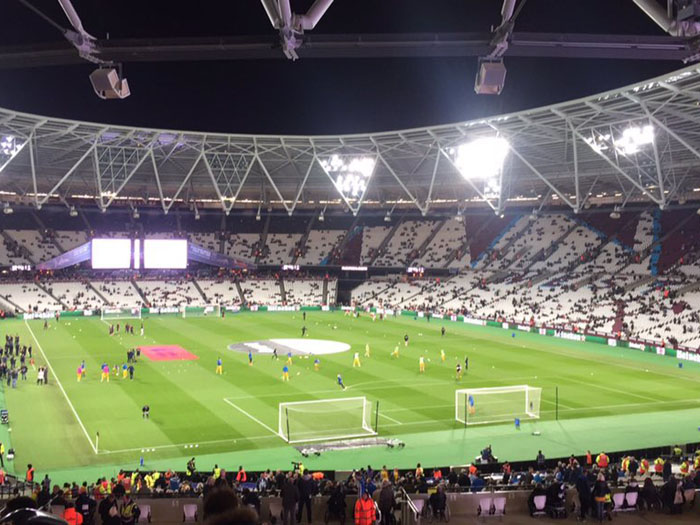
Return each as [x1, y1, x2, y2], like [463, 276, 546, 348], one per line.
[400, 487, 420, 524]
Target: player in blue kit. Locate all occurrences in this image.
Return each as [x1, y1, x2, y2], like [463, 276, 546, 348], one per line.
[337, 374, 346, 390]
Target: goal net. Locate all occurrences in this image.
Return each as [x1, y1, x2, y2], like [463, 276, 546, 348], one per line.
[455, 385, 541, 426]
[279, 397, 377, 443]
[182, 305, 221, 318]
[101, 307, 142, 321]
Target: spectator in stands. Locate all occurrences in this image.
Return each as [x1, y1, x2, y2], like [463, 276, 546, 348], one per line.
[326, 482, 346, 525]
[591, 473, 612, 521]
[378, 480, 395, 525]
[296, 472, 315, 524]
[280, 474, 299, 525]
[76, 488, 96, 525]
[354, 491, 376, 525]
[62, 501, 83, 525]
[97, 492, 120, 525]
[203, 488, 238, 520]
[575, 469, 592, 520]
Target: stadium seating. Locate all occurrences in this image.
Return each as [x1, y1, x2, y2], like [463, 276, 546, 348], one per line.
[374, 220, 437, 266]
[55, 230, 89, 252]
[413, 219, 469, 269]
[196, 279, 242, 306]
[297, 229, 344, 265]
[136, 280, 203, 308]
[0, 282, 63, 313]
[283, 279, 324, 305]
[93, 281, 144, 308]
[261, 233, 302, 265]
[6, 230, 62, 262]
[241, 279, 283, 305]
[360, 226, 392, 265]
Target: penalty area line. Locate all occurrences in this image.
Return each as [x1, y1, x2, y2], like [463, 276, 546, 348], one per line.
[379, 413, 402, 424]
[24, 320, 98, 454]
[223, 398, 279, 436]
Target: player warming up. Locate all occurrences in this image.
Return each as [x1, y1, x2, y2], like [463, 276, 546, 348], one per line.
[272, 348, 278, 360]
[465, 356, 469, 372]
[286, 352, 293, 365]
[248, 351, 254, 366]
[282, 365, 290, 382]
[142, 405, 150, 419]
[76, 365, 83, 382]
[365, 343, 371, 358]
[301, 325, 307, 337]
[216, 357, 223, 375]
[456, 363, 462, 380]
[314, 358, 320, 371]
[337, 373, 346, 390]
[404, 334, 409, 347]
[391, 345, 400, 359]
[352, 352, 361, 368]
[100, 363, 110, 383]
[419, 355, 425, 373]
[122, 363, 128, 379]
[440, 349, 446, 362]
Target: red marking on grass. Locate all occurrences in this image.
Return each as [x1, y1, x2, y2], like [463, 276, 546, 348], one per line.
[139, 345, 198, 361]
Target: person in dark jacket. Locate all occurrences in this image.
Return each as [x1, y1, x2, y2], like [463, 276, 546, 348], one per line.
[663, 460, 673, 482]
[575, 471, 592, 520]
[591, 475, 611, 522]
[281, 475, 299, 525]
[326, 482, 346, 525]
[640, 477, 660, 511]
[428, 484, 446, 520]
[296, 473, 315, 524]
[97, 493, 120, 525]
[378, 480, 395, 525]
[76, 490, 96, 525]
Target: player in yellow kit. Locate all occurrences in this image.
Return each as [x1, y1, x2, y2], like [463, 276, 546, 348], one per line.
[364, 343, 371, 358]
[440, 349, 446, 362]
[216, 357, 223, 375]
[419, 355, 425, 373]
[282, 365, 290, 381]
[391, 345, 400, 359]
[352, 352, 361, 368]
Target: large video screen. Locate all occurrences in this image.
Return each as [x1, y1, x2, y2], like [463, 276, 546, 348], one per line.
[143, 239, 188, 269]
[91, 238, 132, 269]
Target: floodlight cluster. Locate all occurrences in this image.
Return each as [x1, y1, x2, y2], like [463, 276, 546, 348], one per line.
[584, 125, 654, 156]
[1, 136, 20, 156]
[320, 155, 376, 199]
[450, 137, 509, 180]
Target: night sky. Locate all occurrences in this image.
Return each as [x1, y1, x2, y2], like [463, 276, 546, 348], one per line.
[0, 0, 683, 135]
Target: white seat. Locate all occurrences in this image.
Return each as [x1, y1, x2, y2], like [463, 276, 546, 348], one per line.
[625, 491, 639, 509]
[138, 504, 151, 523]
[492, 497, 506, 517]
[477, 497, 492, 516]
[413, 499, 425, 514]
[183, 504, 198, 522]
[683, 489, 695, 506]
[532, 495, 547, 516]
[612, 492, 626, 511]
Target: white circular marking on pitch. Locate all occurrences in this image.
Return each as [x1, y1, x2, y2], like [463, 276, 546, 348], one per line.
[270, 338, 351, 355]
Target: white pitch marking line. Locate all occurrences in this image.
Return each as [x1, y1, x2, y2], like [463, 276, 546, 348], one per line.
[379, 413, 402, 424]
[25, 320, 98, 454]
[223, 398, 278, 436]
[100, 433, 281, 455]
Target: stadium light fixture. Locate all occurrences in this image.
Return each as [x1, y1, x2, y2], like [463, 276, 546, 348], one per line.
[2, 203, 12, 215]
[450, 137, 509, 180]
[132, 208, 140, 220]
[69, 206, 78, 217]
[0, 136, 20, 156]
[320, 155, 376, 200]
[614, 125, 654, 155]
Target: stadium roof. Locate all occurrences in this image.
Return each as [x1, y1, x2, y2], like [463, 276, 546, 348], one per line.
[1, 63, 700, 216]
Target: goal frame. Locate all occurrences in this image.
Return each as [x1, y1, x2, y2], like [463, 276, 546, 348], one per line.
[278, 396, 377, 443]
[455, 385, 541, 426]
[181, 304, 221, 318]
[100, 307, 142, 321]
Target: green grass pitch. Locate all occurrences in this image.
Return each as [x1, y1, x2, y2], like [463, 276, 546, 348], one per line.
[2, 311, 700, 482]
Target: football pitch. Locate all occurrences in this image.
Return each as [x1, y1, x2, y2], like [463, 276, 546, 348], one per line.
[2, 311, 700, 482]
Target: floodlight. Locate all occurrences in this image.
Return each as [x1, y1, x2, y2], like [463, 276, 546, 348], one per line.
[384, 211, 391, 222]
[614, 125, 654, 155]
[0, 136, 20, 156]
[320, 155, 375, 199]
[2, 203, 12, 215]
[255, 213, 261, 221]
[69, 206, 78, 217]
[318, 211, 324, 222]
[132, 208, 139, 219]
[451, 137, 509, 180]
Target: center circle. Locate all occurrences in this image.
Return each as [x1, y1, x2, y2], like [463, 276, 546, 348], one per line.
[227, 338, 351, 356]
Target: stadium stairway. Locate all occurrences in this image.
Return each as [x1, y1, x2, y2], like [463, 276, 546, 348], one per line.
[234, 280, 246, 304]
[322, 279, 329, 304]
[0, 293, 24, 314]
[412, 219, 446, 265]
[368, 217, 403, 267]
[36, 282, 69, 310]
[279, 279, 287, 303]
[191, 278, 208, 303]
[255, 215, 272, 264]
[291, 214, 317, 265]
[442, 216, 470, 268]
[87, 282, 110, 305]
[130, 279, 149, 306]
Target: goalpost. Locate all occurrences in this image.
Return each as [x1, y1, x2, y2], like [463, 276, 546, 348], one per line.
[455, 385, 541, 426]
[279, 397, 377, 443]
[101, 307, 142, 321]
[181, 305, 221, 318]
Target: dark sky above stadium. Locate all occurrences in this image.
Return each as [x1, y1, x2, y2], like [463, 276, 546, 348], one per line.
[0, 0, 683, 135]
